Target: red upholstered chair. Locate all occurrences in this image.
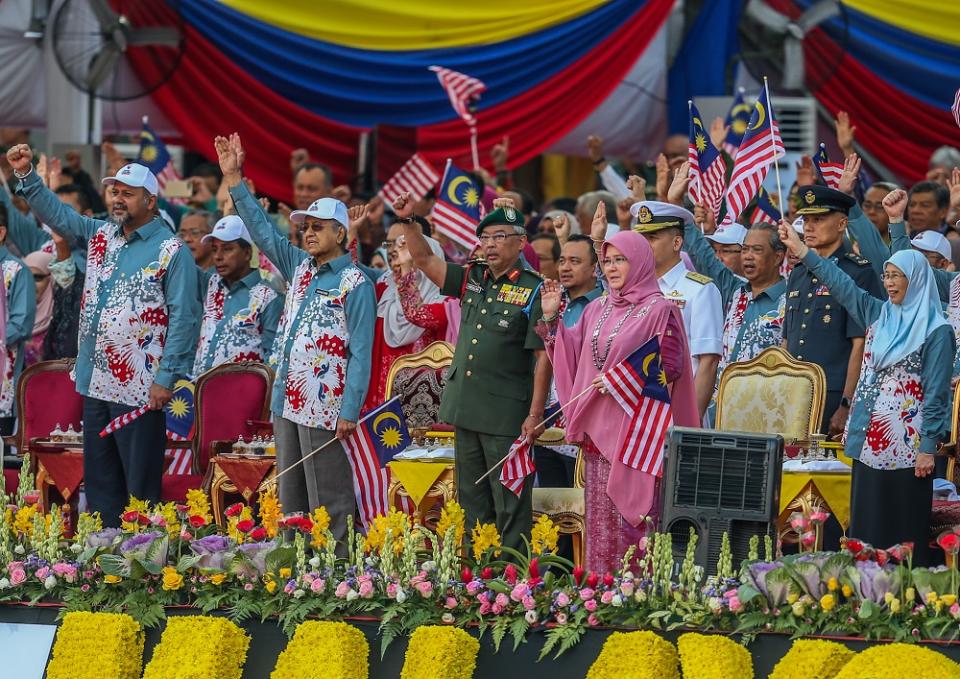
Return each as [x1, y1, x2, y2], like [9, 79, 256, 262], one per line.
[5, 359, 83, 461]
[384, 342, 454, 435]
[192, 362, 274, 476]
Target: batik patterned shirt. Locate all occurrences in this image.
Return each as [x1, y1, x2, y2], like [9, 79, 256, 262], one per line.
[0, 248, 35, 417]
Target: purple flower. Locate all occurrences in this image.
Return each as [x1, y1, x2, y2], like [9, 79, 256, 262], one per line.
[236, 542, 274, 577]
[746, 562, 777, 599]
[85, 528, 122, 551]
[190, 535, 233, 571]
[119, 531, 167, 569]
[119, 532, 159, 553]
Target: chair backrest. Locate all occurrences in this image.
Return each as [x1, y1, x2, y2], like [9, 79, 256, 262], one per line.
[715, 346, 826, 440]
[13, 359, 82, 455]
[193, 362, 273, 475]
[384, 341, 454, 433]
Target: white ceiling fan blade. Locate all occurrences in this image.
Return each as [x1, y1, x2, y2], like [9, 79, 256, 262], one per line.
[126, 26, 181, 48]
[745, 0, 792, 33]
[781, 38, 806, 90]
[87, 0, 119, 31]
[86, 43, 121, 90]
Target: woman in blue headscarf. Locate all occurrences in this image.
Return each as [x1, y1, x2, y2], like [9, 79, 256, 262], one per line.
[780, 223, 955, 564]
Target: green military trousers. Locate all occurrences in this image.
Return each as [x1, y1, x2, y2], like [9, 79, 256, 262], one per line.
[454, 427, 532, 554]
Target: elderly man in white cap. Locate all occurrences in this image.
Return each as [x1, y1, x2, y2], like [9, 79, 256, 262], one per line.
[630, 200, 723, 419]
[191, 215, 283, 377]
[911, 230, 953, 271]
[216, 134, 375, 547]
[705, 224, 747, 277]
[7, 146, 199, 525]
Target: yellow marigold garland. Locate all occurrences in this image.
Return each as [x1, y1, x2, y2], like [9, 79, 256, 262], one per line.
[586, 631, 680, 679]
[400, 626, 479, 679]
[530, 514, 559, 554]
[310, 506, 330, 549]
[270, 621, 369, 679]
[677, 633, 753, 679]
[833, 643, 960, 679]
[470, 521, 502, 560]
[768, 639, 855, 679]
[142, 616, 250, 679]
[258, 488, 283, 538]
[46, 612, 144, 679]
[436, 501, 465, 546]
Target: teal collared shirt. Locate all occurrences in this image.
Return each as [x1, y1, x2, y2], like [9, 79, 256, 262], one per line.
[562, 281, 603, 327]
[0, 245, 36, 417]
[17, 170, 199, 405]
[0, 183, 87, 272]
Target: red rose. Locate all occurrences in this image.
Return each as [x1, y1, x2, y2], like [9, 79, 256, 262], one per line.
[572, 566, 585, 586]
[602, 573, 615, 588]
[235, 519, 255, 533]
[249, 526, 267, 541]
[528, 559, 540, 580]
[461, 567, 473, 583]
[225, 503, 244, 518]
[188, 515, 207, 528]
[586, 572, 599, 589]
[481, 567, 493, 580]
[504, 564, 518, 585]
[175, 504, 190, 514]
[937, 532, 960, 553]
[122, 510, 140, 524]
[138, 513, 151, 525]
[845, 539, 863, 555]
[875, 549, 889, 567]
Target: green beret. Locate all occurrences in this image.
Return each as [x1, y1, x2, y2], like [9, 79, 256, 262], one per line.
[476, 206, 524, 236]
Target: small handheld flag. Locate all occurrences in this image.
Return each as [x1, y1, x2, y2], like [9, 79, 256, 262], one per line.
[952, 87, 960, 129]
[100, 404, 150, 438]
[432, 160, 481, 251]
[499, 437, 535, 496]
[429, 66, 486, 131]
[164, 379, 196, 475]
[378, 153, 440, 205]
[138, 117, 180, 196]
[748, 186, 782, 225]
[813, 143, 843, 190]
[722, 89, 753, 157]
[688, 101, 727, 219]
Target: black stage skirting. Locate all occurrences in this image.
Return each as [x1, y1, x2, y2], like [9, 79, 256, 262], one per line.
[5, 604, 960, 678]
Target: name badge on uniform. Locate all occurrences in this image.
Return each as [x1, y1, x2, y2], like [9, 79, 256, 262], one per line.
[815, 285, 831, 296]
[466, 281, 484, 294]
[497, 284, 532, 306]
[665, 290, 685, 309]
[788, 290, 800, 298]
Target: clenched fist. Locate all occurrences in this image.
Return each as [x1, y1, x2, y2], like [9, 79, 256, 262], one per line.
[6, 144, 33, 175]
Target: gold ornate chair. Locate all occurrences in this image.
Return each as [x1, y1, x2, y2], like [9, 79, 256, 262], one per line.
[943, 378, 960, 485]
[715, 346, 826, 440]
[384, 341, 454, 435]
[531, 428, 585, 568]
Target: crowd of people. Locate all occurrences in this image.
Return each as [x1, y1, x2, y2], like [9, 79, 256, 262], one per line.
[1, 109, 959, 572]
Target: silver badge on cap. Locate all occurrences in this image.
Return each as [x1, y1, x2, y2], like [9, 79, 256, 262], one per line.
[505, 207, 516, 221]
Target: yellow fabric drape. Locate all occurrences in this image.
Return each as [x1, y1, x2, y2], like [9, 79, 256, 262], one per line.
[388, 460, 452, 507]
[780, 472, 852, 529]
[219, 0, 610, 50]
[843, 0, 960, 46]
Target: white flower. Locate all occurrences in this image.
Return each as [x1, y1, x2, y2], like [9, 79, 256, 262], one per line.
[308, 556, 321, 568]
[70, 544, 82, 554]
[708, 597, 722, 612]
[421, 561, 437, 572]
[396, 590, 407, 604]
[13, 545, 24, 555]
[441, 612, 455, 624]
[0, 578, 9, 589]
[622, 571, 634, 581]
[524, 610, 538, 624]
[293, 589, 306, 599]
[44, 575, 58, 590]
[611, 595, 623, 608]
[346, 589, 359, 601]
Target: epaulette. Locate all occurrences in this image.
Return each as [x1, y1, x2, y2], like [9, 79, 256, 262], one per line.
[845, 252, 871, 266]
[522, 266, 544, 279]
[685, 271, 713, 285]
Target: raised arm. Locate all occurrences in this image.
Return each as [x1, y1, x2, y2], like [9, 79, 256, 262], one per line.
[0, 174, 49, 256]
[216, 134, 307, 281]
[394, 192, 446, 287]
[839, 156, 887, 282]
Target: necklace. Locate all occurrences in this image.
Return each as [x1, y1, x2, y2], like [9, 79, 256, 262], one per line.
[591, 299, 637, 370]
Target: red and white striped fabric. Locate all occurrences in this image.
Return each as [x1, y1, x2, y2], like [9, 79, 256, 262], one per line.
[378, 153, 440, 204]
[499, 437, 535, 497]
[618, 401, 672, 476]
[688, 153, 726, 219]
[432, 201, 479, 251]
[99, 404, 150, 438]
[722, 121, 784, 224]
[429, 66, 487, 130]
[156, 162, 188, 207]
[953, 87, 960, 129]
[342, 426, 390, 530]
[164, 432, 193, 476]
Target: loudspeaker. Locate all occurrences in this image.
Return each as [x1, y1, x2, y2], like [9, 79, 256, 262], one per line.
[660, 427, 783, 575]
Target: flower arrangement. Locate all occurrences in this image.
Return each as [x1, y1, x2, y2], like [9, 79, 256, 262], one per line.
[400, 626, 479, 679]
[676, 633, 753, 679]
[270, 621, 368, 679]
[832, 643, 960, 678]
[768, 639, 855, 679]
[142, 616, 250, 679]
[586, 631, 680, 679]
[45, 612, 143, 679]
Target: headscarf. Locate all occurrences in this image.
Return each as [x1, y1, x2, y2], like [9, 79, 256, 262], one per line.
[377, 236, 445, 348]
[548, 230, 699, 525]
[24, 251, 53, 337]
[869, 249, 949, 370]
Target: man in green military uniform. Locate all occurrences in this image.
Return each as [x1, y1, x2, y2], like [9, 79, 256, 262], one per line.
[396, 193, 551, 551]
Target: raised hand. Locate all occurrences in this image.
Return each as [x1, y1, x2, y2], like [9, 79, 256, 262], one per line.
[837, 153, 861, 196]
[795, 155, 816, 187]
[626, 174, 646, 200]
[187, 176, 214, 204]
[655, 153, 669, 200]
[347, 203, 368, 247]
[214, 135, 238, 177]
[539, 279, 563, 318]
[393, 192, 415, 220]
[591, 201, 608, 242]
[491, 135, 509, 172]
[586, 135, 604, 164]
[709, 116, 729, 150]
[492, 196, 516, 210]
[946, 167, 960, 213]
[48, 156, 63, 191]
[667, 161, 691, 206]
[616, 197, 633, 229]
[332, 184, 352, 204]
[834, 111, 856, 156]
[6, 143, 35, 175]
[778, 218, 807, 258]
[552, 212, 571, 245]
[695, 202, 717, 233]
[882, 188, 908, 223]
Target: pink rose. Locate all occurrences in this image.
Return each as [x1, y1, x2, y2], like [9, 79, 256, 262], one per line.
[511, 584, 527, 602]
[728, 596, 742, 613]
[492, 603, 504, 615]
[522, 595, 535, 611]
[357, 574, 372, 585]
[244, 583, 254, 591]
[495, 593, 509, 608]
[335, 581, 351, 598]
[80, 584, 90, 592]
[35, 567, 50, 581]
[445, 596, 458, 609]
[358, 581, 375, 598]
[466, 581, 483, 596]
[809, 511, 830, 523]
[311, 578, 325, 593]
[619, 582, 634, 597]
[556, 592, 571, 607]
[415, 580, 433, 598]
[579, 588, 595, 601]
[9, 569, 26, 586]
[585, 598, 598, 612]
[556, 612, 568, 625]
[386, 582, 398, 598]
[283, 581, 296, 594]
[600, 591, 614, 605]
[587, 614, 600, 627]
[479, 601, 492, 615]
[180, 530, 192, 542]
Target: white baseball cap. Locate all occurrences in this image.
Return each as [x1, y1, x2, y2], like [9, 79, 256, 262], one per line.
[202, 215, 252, 246]
[101, 163, 159, 196]
[706, 224, 748, 246]
[289, 197, 349, 228]
[911, 230, 952, 262]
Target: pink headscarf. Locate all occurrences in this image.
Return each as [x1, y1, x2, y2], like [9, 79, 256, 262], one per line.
[548, 230, 698, 526]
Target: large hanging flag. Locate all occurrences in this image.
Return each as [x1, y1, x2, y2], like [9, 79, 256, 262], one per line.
[721, 84, 785, 226]
[432, 160, 481, 251]
[342, 397, 412, 529]
[688, 101, 727, 219]
[722, 89, 753, 157]
[378, 153, 440, 204]
[499, 437, 536, 496]
[813, 143, 844, 190]
[429, 66, 487, 131]
[600, 336, 673, 475]
[138, 116, 180, 194]
[953, 87, 960, 129]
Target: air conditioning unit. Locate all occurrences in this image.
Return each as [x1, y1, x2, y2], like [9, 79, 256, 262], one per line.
[660, 427, 783, 575]
[695, 94, 816, 154]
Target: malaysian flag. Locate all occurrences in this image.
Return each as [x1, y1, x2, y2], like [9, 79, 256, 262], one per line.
[813, 143, 844, 190]
[748, 186, 782, 225]
[431, 160, 481, 251]
[378, 153, 440, 204]
[164, 380, 196, 475]
[600, 337, 673, 476]
[688, 102, 727, 219]
[499, 437, 535, 496]
[429, 66, 486, 131]
[342, 397, 412, 529]
[722, 89, 753, 157]
[138, 116, 180, 195]
[721, 84, 785, 226]
[953, 87, 960, 129]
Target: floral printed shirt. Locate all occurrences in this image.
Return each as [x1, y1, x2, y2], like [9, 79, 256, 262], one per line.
[18, 171, 200, 407]
[191, 270, 283, 378]
[230, 182, 375, 429]
[716, 282, 787, 382]
[0, 247, 35, 417]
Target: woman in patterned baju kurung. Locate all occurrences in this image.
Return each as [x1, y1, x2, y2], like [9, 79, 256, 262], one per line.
[783, 225, 954, 566]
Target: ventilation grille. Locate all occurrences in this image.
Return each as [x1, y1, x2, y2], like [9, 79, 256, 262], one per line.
[672, 433, 771, 512]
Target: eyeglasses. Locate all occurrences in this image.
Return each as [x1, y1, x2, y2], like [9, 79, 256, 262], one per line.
[718, 247, 742, 255]
[382, 236, 406, 250]
[478, 233, 522, 244]
[298, 222, 340, 234]
[601, 256, 629, 267]
[880, 272, 906, 281]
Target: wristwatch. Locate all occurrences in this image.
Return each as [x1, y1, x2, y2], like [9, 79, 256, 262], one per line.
[840, 396, 852, 409]
[396, 217, 415, 224]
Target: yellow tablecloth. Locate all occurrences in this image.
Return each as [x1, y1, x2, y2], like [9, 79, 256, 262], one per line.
[388, 460, 453, 506]
[780, 471, 852, 529]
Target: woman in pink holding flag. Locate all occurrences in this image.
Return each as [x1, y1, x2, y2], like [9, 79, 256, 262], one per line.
[539, 229, 698, 573]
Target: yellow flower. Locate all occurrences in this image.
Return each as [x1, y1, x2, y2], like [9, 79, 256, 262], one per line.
[941, 594, 957, 606]
[209, 573, 227, 586]
[832, 643, 960, 679]
[161, 566, 183, 591]
[906, 587, 916, 602]
[676, 633, 750, 679]
[13, 504, 38, 536]
[890, 598, 901, 614]
[787, 592, 799, 605]
[266, 580, 278, 594]
[791, 601, 806, 617]
[279, 568, 292, 579]
[471, 521, 502, 561]
[436, 501, 466, 546]
[530, 514, 559, 554]
[46, 612, 144, 679]
[841, 585, 853, 598]
[827, 577, 839, 592]
[185, 488, 212, 525]
[884, 592, 895, 604]
[587, 631, 679, 679]
[310, 506, 330, 550]
[273, 621, 369, 679]
[258, 488, 282, 538]
[819, 594, 836, 612]
[121, 496, 150, 532]
[142, 616, 249, 679]
[227, 505, 254, 543]
[926, 591, 939, 605]
[104, 574, 122, 584]
[401, 626, 480, 679]
[768, 639, 854, 679]
[363, 509, 409, 556]
[155, 502, 180, 537]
